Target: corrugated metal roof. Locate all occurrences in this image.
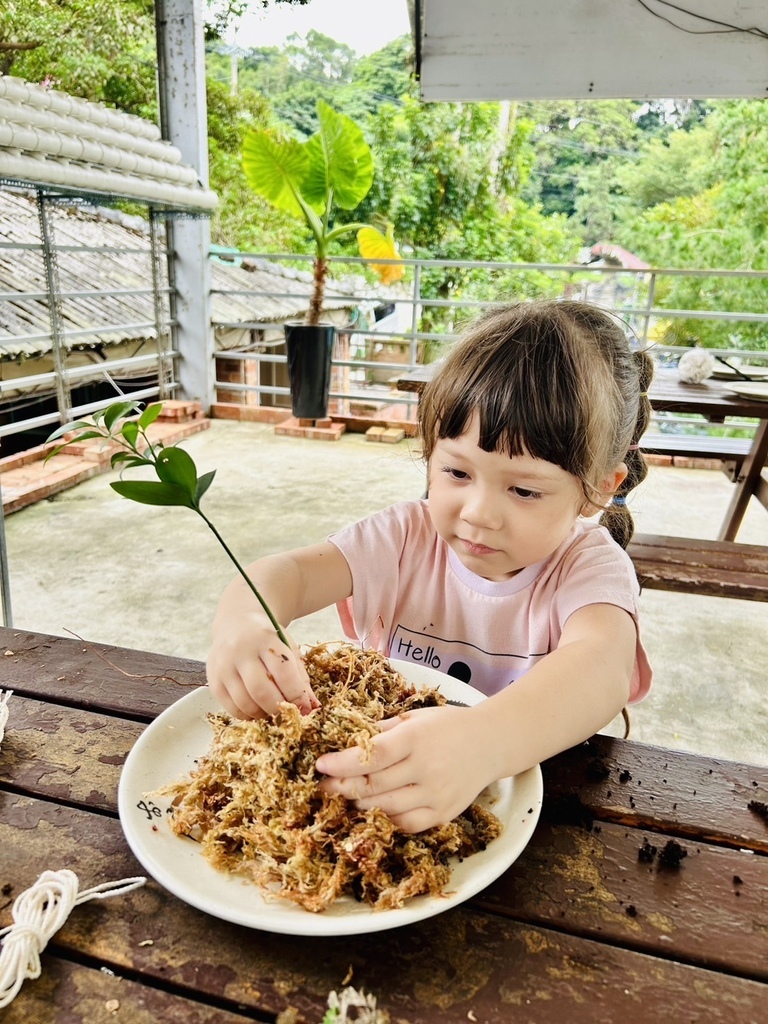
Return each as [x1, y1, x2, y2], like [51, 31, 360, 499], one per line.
[0, 191, 358, 362]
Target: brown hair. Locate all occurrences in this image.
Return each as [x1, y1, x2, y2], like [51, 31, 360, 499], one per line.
[418, 300, 654, 548]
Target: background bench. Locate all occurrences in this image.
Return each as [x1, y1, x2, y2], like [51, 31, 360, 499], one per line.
[639, 434, 751, 474]
[627, 533, 768, 602]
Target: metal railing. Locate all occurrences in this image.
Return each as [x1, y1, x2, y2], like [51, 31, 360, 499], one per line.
[0, 202, 176, 444]
[211, 253, 768, 431]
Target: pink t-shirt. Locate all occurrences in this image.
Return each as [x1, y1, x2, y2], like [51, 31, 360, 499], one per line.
[329, 499, 651, 703]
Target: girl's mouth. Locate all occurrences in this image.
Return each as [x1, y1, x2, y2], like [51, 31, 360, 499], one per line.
[460, 539, 500, 556]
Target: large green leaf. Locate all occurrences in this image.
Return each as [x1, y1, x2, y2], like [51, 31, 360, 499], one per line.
[305, 100, 374, 211]
[111, 480, 194, 508]
[155, 447, 198, 500]
[242, 130, 311, 219]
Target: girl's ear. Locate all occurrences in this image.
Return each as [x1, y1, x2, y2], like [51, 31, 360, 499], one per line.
[601, 462, 629, 502]
[580, 463, 629, 518]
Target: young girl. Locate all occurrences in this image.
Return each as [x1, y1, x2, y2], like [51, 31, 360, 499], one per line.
[207, 300, 654, 834]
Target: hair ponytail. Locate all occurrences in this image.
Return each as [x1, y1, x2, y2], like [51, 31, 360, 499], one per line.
[599, 349, 655, 549]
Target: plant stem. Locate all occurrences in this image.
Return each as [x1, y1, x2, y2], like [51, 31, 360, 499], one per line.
[308, 257, 328, 325]
[196, 509, 290, 648]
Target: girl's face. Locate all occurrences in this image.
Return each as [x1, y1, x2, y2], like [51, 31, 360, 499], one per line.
[427, 412, 622, 581]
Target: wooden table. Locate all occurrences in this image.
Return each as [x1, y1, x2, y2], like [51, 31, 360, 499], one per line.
[397, 367, 768, 543]
[2, 626, 768, 1022]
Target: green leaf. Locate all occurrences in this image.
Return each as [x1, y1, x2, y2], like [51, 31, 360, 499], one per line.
[121, 421, 139, 447]
[110, 452, 151, 469]
[195, 469, 216, 504]
[242, 130, 310, 219]
[44, 431, 107, 461]
[46, 420, 101, 443]
[155, 447, 198, 499]
[308, 100, 374, 211]
[104, 401, 140, 432]
[138, 403, 163, 429]
[60, 429, 104, 444]
[111, 480, 194, 508]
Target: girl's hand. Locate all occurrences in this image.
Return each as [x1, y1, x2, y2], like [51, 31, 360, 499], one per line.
[206, 614, 319, 719]
[315, 705, 495, 833]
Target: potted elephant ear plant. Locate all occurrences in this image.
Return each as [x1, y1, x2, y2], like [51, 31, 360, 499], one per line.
[242, 99, 402, 421]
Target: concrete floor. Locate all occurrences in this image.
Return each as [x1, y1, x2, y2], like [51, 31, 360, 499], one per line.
[3, 420, 766, 766]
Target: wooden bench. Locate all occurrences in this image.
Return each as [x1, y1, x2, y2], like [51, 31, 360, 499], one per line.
[627, 533, 768, 601]
[639, 433, 752, 474]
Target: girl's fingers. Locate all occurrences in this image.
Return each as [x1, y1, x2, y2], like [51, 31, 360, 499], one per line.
[387, 807, 439, 834]
[318, 758, 412, 801]
[316, 715, 408, 778]
[259, 643, 318, 714]
[209, 670, 271, 720]
[353, 784, 438, 833]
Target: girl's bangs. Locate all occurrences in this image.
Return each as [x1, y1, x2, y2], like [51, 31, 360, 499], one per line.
[437, 366, 588, 476]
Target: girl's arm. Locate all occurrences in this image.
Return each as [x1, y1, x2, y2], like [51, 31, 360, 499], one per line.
[317, 603, 635, 832]
[206, 541, 352, 719]
[474, 602, 635, 780]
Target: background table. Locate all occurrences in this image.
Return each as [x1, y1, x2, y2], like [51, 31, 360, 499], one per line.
[397, 367, 768, 543]
[2, 626, 767, 1022]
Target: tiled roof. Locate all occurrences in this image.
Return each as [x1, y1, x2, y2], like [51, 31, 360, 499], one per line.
[0, 191, 357, 361]
[588, 243, 650, 271]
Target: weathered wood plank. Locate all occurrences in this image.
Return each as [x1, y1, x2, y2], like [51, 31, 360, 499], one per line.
[3, 696, 766, 858]
[0, 694, 143, 811]
[478, 818, 768, 980]
[543, 734, 768, 852]
[3, 794, 768, 1024]
[0, 627, 205, 718]
[627, 532, 768, 601]
[0, 956, 257, 1024]
[3, 708, 765, 980]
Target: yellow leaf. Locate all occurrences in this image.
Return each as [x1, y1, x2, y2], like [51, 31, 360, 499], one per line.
[357, 226, 404, 284]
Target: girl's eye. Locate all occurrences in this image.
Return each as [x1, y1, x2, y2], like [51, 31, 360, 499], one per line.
[510, 486, 543, 501]
[441, 466, 469, 480]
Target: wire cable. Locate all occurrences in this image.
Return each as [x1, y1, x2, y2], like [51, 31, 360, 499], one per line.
[635, 0, 768, 39]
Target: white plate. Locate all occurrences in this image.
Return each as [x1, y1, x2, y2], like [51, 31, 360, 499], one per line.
[725, 382, 768, 402]
[712, 366, 768, 381]
[118, 662, 543, 936]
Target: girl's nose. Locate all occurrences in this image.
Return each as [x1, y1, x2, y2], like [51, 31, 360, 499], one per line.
[460, 489, 503, 530]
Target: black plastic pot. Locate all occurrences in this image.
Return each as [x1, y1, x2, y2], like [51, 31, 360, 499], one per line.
[284, 323, 336, 420]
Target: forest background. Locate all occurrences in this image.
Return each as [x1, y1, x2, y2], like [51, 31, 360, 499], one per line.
[2, 0, 767, 351]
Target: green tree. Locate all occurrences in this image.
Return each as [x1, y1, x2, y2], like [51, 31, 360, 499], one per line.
[0, 0, 158, 114]
[519, 100, 643, 220]
[610, 101, 768, 351]
[357, 94, 577, 342]
[1, 0, 311, 112]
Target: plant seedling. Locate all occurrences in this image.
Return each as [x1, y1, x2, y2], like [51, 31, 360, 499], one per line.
[46, 400, 289, 647]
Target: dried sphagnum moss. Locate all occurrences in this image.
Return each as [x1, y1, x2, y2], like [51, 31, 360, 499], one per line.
[160, 644, 502, 912]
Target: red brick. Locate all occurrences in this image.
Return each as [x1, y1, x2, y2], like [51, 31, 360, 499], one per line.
[210, 404, 289, 424]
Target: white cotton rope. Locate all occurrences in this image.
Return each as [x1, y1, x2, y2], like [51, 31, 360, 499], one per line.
[0, 869, 146, 1008]
[0, 689, 11, 748]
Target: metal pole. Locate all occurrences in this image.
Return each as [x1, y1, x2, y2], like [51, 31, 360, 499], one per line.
[0, 475, 12, 627]
[642, 272, 657, 347]
[150, 209, 172, 398]
[37, 191, 71, 424]
[154, 0, 215, 410]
